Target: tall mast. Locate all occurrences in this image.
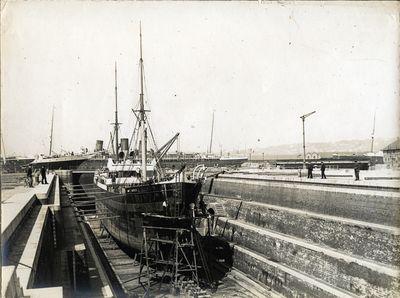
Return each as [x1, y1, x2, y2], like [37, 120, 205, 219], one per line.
[208, 110, 214, 154]
[114, 61, 119, 158]
[1, 132, 6, 164]
[139, 23, 147, 180]
[370, 110, 376, 153]
[49, 106, 54, 156]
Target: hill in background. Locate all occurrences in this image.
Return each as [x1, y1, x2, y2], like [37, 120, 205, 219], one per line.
[228, 138, 395, 160]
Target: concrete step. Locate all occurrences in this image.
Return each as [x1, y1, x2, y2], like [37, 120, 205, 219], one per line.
[206, 178, 400, 226]
[217, 218, 399, 297]
[205, 194, 400, 266]
[233, 244, 357, 298]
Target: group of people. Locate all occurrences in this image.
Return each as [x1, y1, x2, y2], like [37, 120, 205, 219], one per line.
[26, 165, 48, 187]
[306, 162, 326, 179]
[305, 161, 361, 181]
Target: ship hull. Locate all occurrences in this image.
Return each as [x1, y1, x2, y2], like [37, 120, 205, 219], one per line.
[82, 180, 202, 251]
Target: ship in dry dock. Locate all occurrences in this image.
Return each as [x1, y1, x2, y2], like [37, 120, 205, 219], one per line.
[80, 26, 232, 287]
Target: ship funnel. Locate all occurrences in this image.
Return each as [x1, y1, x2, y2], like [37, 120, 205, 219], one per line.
[121, 138, 129, 159]
[95, 140, 104, 152]
[121, 138, 129, 151]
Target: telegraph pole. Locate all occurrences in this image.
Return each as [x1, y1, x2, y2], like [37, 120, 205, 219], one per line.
[370, 110, 376, 153]
[300, 111, 316, 169]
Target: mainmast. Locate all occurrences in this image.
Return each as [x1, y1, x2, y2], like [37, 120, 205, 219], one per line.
[139, 24, 147, 181]
[114, 62, 119, 158]
[49, 106, 54, 156]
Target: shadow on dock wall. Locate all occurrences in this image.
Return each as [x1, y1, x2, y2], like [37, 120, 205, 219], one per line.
[32, 210, 57, 288]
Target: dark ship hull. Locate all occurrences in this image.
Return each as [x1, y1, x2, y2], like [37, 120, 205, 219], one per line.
[84, 180, 202, 251]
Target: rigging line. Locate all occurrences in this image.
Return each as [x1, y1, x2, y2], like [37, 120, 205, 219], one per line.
[144, 114, 166, 178]
[133, 62, 141, 111]
[107, 131, 116, 154]
[128, 117, 140, 152]
[143, 64, 151, 107]
[144, 114, 159, 154]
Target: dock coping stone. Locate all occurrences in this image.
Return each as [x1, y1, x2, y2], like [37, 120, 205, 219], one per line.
[219, 173, 400, 192]
[215, 176, 400, 199]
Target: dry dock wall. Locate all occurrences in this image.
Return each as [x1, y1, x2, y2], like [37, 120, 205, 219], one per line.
[1, 175, 63, 297]
[203, 175, 400, 297]
[208, 176, 399, 226]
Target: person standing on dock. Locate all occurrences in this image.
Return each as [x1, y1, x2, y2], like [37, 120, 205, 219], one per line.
[26, 165, 33, 187]
[34, 168, 40, 185]
[354, 161, 360, 181]
[307, 163, 313, 179]
[320, 162, 326, 179]
[40, 166, 48, 184]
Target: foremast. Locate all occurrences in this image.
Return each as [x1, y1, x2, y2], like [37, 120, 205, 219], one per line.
[139, 24, 148, 181]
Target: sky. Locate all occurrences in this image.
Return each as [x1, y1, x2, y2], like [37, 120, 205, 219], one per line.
[1, 1, 399, 157]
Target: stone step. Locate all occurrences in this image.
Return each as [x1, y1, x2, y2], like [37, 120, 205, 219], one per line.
[206, 178, 400, 226]
[233, 244, 357, 298]
[228, 269, 283, 297]
[217, 218, 398, 297]
[205, 194, 399, 266]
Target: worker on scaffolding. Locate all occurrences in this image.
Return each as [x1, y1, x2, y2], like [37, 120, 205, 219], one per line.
[162, 200, 167, 216]
[198, 194, 207, 215]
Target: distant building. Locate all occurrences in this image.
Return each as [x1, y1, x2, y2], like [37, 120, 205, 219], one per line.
[306, 152, 321, 160]
[383, 139, 400, 168]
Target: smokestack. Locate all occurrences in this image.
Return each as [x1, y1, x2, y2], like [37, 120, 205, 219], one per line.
[95, 140, 104, 152]
[121, 138, 129, 159]
[121, 138, 129, 151]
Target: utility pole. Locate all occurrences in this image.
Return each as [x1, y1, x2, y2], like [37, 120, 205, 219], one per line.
[300, 111, 316, 169]
[370, 110, 376, 153]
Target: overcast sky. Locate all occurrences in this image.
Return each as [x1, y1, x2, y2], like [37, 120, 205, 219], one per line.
[2, 1, 399, 157]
